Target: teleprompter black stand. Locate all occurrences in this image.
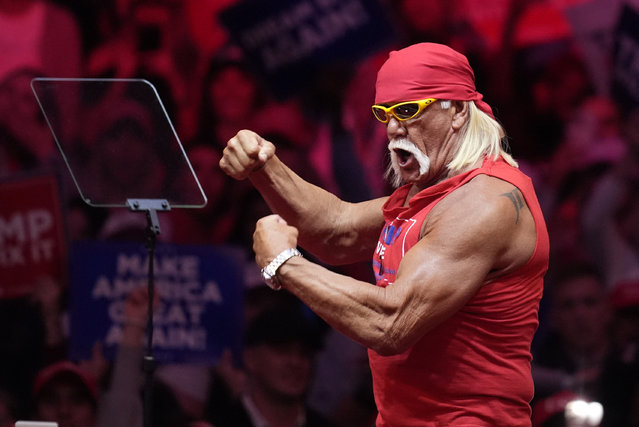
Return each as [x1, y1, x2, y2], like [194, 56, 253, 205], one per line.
[31, 78, 207, 427]
[127, 198, 169, 427]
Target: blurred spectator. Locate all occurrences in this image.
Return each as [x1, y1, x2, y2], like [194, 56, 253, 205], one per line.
[196, 57, 265, 149]
[532, 261, 639, 427]
[307, 329, 375, 427]
[31, 360, 99, 427]
[86, 1, 187, 90]
[581, 107, 639, 289]
[298, 61, 372, 203]
[0, 67, 56, 173]
[549, 96, 624, 193]
[196, 55, 316, 153]
[207, 289, 332, 427]
[31, 276, 67, 361]
[0, 0, 83, 152]
[81, 96, 169, 241]
[164, 143, 240, 245]
[183, 0, 239, 56]
[95, 286, 149, 427]
[0, 275, 68, 418]
[84, 97, 166, 204]
[0, 0, 82, 81]
[392, 0, 485, 57]
[545, 95, 625, 261]
[96, 284, 214, 427]
[340, 52, 392, 198]
[85, 1, 201, 140]
[508, 49, 594, 167]
[205, 286, 300, 417]
[533, 262, 612, 398]
[187, 55, 324, 248]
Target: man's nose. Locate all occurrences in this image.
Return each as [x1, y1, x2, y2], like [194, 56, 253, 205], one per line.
[386, 116, 406, 140]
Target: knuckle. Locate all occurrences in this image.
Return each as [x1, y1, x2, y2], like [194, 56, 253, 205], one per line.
[226, 138, 239, 150]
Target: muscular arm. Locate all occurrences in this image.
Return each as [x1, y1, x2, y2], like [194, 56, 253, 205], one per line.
[221, 130, 386, 264]
[257, 176, 536, 355]
[250, 156, 385, 263]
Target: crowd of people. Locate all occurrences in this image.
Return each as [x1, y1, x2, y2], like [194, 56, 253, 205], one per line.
[1, 0, 639, 426]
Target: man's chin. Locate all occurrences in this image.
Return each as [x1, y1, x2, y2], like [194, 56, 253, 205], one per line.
[385, 164, 428, 188]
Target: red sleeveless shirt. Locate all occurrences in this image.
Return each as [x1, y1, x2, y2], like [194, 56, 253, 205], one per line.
[370, 157, 549, 426]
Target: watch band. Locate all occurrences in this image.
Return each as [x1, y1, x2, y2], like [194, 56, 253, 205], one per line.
[261, 248, 303, 290]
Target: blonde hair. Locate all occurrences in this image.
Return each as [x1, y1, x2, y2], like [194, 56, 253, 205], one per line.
[445, 101, 518, 173]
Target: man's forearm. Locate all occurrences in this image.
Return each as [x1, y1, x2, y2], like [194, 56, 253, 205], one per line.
[277, 256, 396, 352]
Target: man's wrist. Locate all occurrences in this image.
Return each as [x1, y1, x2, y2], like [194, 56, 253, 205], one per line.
[261, 248, 303, 290]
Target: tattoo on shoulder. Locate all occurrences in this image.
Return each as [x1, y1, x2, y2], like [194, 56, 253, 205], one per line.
[500, 190, 526, 223]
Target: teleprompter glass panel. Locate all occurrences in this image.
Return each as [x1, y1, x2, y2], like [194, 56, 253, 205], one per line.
[31, 78, 207, 208]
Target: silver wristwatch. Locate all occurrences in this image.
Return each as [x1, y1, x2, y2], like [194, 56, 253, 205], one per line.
[261, 248, 303, 290]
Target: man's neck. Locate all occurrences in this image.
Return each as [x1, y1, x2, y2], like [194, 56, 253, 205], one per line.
[406, 156, 487, 201]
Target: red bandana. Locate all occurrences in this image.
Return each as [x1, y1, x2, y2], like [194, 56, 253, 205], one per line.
[374, 43, 494, 118]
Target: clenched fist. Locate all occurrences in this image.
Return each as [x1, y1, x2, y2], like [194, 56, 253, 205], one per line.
[219, 129, 276, 180]
[253, 214, 299, 268]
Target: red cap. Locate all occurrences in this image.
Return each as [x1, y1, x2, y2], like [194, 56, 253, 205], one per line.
[34, 361, 98, 401]
[374, 43, 494, 118]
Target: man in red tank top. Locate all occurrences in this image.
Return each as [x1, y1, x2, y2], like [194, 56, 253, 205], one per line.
[220, 43, 549, 426]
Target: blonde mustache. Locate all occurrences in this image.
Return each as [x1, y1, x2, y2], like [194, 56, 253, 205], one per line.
[385, 139, 431, 188]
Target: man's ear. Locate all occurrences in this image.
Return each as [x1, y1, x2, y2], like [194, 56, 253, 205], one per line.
[451, 101, 469, 131]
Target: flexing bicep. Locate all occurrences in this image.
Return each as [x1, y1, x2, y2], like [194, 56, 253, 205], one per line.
[381, 184, 522, 351]
[278, 178, 532, 355]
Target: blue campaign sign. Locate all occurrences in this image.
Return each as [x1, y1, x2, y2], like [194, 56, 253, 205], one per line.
[68, 241, 244, 364]
[613, 5, 639, 109]
[219, 0, 397, 99]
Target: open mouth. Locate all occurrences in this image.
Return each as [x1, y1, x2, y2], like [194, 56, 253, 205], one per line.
[394, 148, 414, 166]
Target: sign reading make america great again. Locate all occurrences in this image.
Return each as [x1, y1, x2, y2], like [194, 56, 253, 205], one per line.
[68, 241, 244, 364]
[219, 0, 396, 98]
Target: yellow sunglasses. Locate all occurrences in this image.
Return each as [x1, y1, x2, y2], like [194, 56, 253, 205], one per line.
[371, 98, 437, 123]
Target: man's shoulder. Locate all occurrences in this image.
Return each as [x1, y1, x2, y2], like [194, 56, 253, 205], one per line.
[429, 173, 530, 240]
[449, 173, 520, 205]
